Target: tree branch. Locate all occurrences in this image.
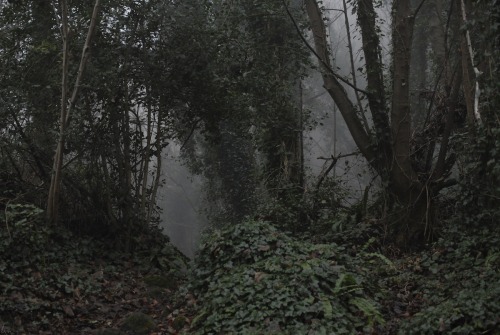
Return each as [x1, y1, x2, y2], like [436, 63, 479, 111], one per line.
[180, 119, 201, 150]
[301, 0, 378, 170]
[282, 0, 371, 96]
[65, 0, 102, 127]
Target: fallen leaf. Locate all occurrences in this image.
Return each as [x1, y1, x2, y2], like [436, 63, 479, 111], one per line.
[62, 305, 75, 317]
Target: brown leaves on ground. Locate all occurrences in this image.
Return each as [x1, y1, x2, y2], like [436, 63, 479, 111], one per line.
[0, 237, 194, 335]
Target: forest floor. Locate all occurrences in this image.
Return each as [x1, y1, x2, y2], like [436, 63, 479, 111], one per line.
[1, 216, 499, 334]
[0, 222, 196, 335]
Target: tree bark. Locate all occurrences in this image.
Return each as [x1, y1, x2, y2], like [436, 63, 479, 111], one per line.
[460, 0, 481, 125]
[390, 0, 418, 198]
[357, 0, 391, 159]
[342, 0, 370, 133]
[140, 96, 153, 219]
[147, 109, 163, 225]
[460, 24, 475, 128]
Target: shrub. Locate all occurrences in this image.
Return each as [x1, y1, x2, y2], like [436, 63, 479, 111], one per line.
[189, 220, 385, 334]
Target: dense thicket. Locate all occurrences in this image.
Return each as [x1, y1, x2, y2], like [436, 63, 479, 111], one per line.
[1, 0, 215, 246]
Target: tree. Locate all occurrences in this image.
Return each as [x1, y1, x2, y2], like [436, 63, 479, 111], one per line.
[177, 0, 310, 227]
[0, 0, 220, 246]
[301, 0, 473, 247]
[0, 0, 61, 191]
[47, 0, 101, 224]
[456, 0, 500, 225]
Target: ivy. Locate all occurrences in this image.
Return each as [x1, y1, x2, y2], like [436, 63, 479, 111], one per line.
[189, 220, 386, 334]
[397, 224, 500, 334]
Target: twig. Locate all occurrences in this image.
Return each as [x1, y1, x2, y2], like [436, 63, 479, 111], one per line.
[315, 152, 359, 192]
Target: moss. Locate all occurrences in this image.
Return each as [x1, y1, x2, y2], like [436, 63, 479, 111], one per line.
[143, 274, 177, 289]
[120, 312, 155, 335]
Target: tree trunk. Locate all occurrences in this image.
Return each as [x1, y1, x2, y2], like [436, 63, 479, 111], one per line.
[357, 0, 391, 160]
[460, 0, 481, 125]
[47, 0, 101, 224]
[147, 109, 163, 225]
[390, 0, 417, 195]
[390, 0, 430, 247]
[140, 96, 153, 219]
[304, 0, 377, 169]
[342, 0, 369, 132]
[47, 0, 70, 223]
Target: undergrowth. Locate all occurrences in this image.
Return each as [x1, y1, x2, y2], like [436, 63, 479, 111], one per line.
[0, 202, 188, 333]
[189, 219, 390, 334]
[396, 223, 500, 334]
[188, 210, 499, 335]
[2, 200, 498, 334]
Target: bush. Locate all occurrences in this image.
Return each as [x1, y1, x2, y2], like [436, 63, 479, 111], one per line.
[189, 220, 386, 334]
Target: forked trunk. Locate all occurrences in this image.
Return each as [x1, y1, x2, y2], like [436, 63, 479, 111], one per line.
[304, 0, 433, 248]
[389, 0, 429, 248]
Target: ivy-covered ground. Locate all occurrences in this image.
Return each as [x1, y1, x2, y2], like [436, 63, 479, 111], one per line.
[1, 205, 499, 334]
[187, 220, 500, 334]
[0, 204, 194, 334]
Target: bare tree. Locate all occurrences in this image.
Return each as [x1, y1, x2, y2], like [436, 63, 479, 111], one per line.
[47, 0, 101, 223]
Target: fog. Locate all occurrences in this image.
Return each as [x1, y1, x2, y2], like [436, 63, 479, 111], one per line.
[158, 145, 207, 258]
[159, 0, 393, 257]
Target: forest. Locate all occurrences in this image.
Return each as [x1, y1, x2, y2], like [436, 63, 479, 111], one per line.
[0, 0, 499, 334]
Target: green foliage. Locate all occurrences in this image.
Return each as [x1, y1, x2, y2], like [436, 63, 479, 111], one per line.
[455, 125, 500, 228]
[172, 315, 188, 331]
[400, 283, 500, 334]
[394, 5, 500, 332]
[257, 190, 309, 232]
[144, 239, 189, 274]
[3, 201, 44, 225]
[0, 202, 187, 333]
[0, 206, 102, 330]
[0, 0, 217, 237]
[178, 0, 311, 227]
[256, 175, 355, 235]
[1, 203, 48, 260]
[189, 220, 385, 334]
[397, 224, 500, 334]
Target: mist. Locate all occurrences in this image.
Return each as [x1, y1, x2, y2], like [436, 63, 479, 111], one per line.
[158, 0, 394, 256]
[158, 145, 207, 258]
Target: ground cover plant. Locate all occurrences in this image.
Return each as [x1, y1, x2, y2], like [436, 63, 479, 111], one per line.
[1, 203, 499, 334]
[396, 224, 500, 334]
[0, 203, 192, 334]
[189, 220, 389, 334]
[186, 217, 500, 334]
